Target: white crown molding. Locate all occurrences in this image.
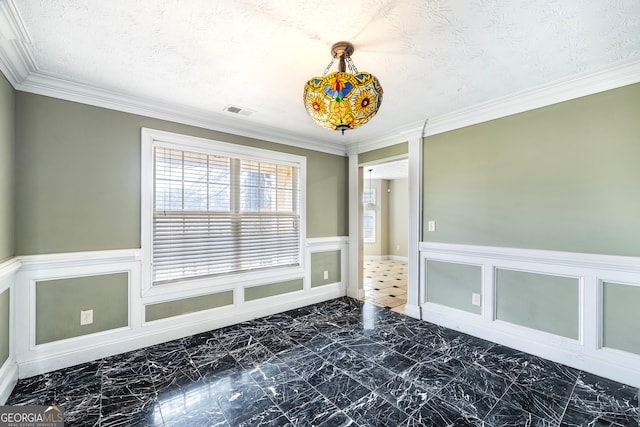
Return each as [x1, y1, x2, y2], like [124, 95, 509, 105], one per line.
[0, 2, 347, 156]
[348, 120, 423, 156]
[0, 0, 35, 84]
[351, 59, 640, 154]
[423, 59, 640, 139]
[3, 0, 639, 158]
[16, 71, 348, 157]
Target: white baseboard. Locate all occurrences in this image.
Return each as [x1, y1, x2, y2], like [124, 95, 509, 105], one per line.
[18, 284, 342, 378]
[0, 358, 18, 404]
[421, 302, 640, 388]
[11, 239, 350, 379]
[404, 303, 421, 320]
[364, 255, 408, 263]
[418, 242, 640, 389]
[346, 286, 364, 300]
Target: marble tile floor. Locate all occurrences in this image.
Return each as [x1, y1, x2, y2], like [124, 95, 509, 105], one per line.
[362, 259, 407, 314]
[7, 297, 640, 426]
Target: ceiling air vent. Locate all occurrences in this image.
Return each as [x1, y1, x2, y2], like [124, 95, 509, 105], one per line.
[223, 105, 254, 116]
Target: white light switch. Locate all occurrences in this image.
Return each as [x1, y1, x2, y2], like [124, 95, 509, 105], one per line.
[428, 220, 436, 232]
[80, 309, 93, 325]
[472, 293, 481, 306]
[323, 270, 329, 280]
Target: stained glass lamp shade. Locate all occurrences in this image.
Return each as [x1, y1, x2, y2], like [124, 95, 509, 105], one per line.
[303, 42, 383, 134]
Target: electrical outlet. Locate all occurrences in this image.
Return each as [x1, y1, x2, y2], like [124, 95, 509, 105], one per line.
[471, 293, 481, 306]
[428, 220, 436, 232]
[80, 309, 93, 325]
[396, 244, 400, 251]
[323, 270, 329, 280]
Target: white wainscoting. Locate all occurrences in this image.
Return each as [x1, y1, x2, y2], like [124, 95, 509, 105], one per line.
[6, 237, 349, 380]
[0, 258, 20, 404]
[419, 242, 640, 388]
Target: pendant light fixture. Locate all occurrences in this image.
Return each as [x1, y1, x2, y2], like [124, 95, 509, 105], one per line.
[303, 41, 383, 134]
[364, 168, 376, 210]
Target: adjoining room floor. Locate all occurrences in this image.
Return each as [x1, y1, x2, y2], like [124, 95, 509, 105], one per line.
[362, 259, 407, 314]
[7, 298, 639, 426]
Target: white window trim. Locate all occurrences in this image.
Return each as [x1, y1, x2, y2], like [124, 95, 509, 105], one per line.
[141, 128, 306, 299]
[363, 188, 376, 243]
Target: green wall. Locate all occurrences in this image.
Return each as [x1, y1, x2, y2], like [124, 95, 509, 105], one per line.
[0, 75, 14, 261]
[0, 289, 8, 365]
[423, 83, 640, 257]
[146, 290, 234, 322]
[311, 251, 341, 287]
[359, 142, 407, 164]
[602, 282, 640, 355]
[496, 269, 579, 339]
[244, 279, 303, 301]
[389, 178, 408, 258]
[35, 273, 129, 344]
[426, 260, 481, 314]
[14, 92, 348, 255]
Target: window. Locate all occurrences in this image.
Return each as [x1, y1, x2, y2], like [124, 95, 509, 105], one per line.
[142, 129, 305, 287]
[362, 188, 376, 243]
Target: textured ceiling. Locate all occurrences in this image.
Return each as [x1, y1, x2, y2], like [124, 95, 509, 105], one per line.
[8, 0, 640, 149]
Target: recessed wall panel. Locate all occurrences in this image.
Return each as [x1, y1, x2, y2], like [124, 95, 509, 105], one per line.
[36, 273, 129, 344]
[602, 281, 640, 355]
[145, 290, 234, 322]
[426, 260, 482, 314]
[244, 279, 303, 301]
[496, 269, 579, 339]
[311, 251, 341, 287]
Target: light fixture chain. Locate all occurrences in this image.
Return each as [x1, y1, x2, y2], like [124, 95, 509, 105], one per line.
[346, 56, 358, 74]
[322, 57, 336, 76]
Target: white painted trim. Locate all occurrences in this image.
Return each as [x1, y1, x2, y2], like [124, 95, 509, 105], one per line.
[364, 255, 408, 263]
[407, 136, 422, 309]
[18, 249, 139, 269]
[14, 259, 140, 359]
[363, 255, 388, 262]
[0, 0, 36, 85]
[358, 154, 409, 169]
[0, 257, 20, 291]
[0, 358, 17, 404]
[404, 303, 421, 320]
[347, 155, 361, 301]
[3, 0, 638, 161]
[419, 242, 640, 272]
[421, 59, 640, 141]
[9, 241, 349, 378]
[352, 59, 640, 152]
[142, 267, 307, 301]
[306, 236, 349, 247]
[140, 128, 308, 300]
[0, 257, 17, 404]
[305, 236, 348, 296]
[20, 71, 346, 156]
[18, 283, 341, 378]
[419, 242, 640, 388]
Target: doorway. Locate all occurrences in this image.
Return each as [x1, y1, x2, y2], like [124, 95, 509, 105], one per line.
[359, 159, 409, 313]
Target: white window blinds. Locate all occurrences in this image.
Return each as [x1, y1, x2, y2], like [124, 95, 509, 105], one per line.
[152, 147, 300, 284]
